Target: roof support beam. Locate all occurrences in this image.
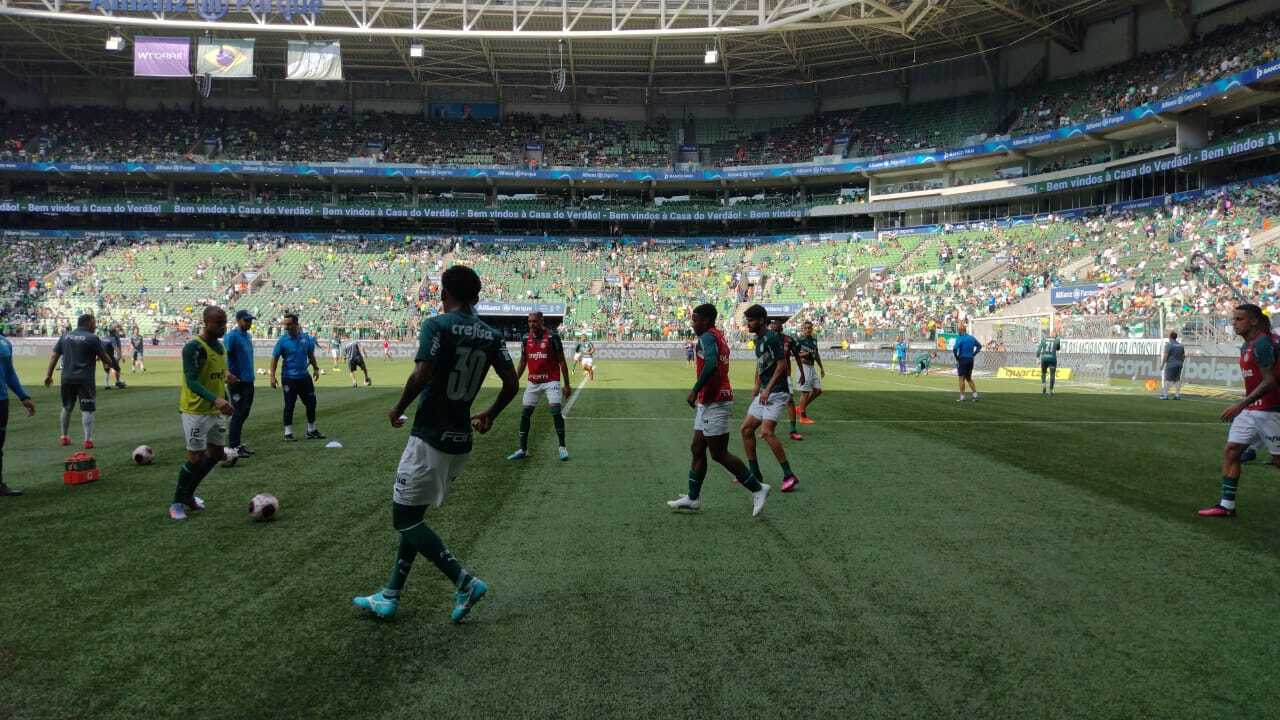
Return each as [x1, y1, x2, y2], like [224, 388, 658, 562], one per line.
[478, 37, 503, 101]
[973, 0, 1082, 52]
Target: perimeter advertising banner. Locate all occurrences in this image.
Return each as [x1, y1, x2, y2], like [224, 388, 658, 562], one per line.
[196, 39, 254, 78]
[134, 37, 191, 77]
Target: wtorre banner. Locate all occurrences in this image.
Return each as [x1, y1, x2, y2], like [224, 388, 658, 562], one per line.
[134, 36, 191, 77]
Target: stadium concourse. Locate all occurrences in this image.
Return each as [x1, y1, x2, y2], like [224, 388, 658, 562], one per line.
[1, 11, 1276, 169]
[4, 178, 1279, 345]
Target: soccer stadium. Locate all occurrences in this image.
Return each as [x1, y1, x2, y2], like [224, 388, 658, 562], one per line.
[4, 0, 1280, 716]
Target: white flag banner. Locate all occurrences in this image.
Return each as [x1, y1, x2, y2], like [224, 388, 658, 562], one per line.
[287, 41, 342, 81]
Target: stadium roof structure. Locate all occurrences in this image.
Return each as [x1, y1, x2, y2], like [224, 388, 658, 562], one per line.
[0, 0, 1145, 95]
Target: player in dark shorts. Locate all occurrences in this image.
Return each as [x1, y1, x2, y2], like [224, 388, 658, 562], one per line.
[768, 318, 805, 441]
[130, 329, 146, 373]
[952, 324, 983, 402]
[344, 337, 372, 387]
[44, 313, 117, 449]
[685, 341, 695, 367]
[1036, 331, 1061, 396]
[103, 325, 126, 389]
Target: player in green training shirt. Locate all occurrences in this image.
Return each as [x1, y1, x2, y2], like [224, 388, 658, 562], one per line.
[768, 318, 805, 441]
[914, 351, 934, 376]
[795, 321, 825, 423]
[169, 306, 236, 521]
[742, 305, 800, 493]
[353, 266, 519, 622]
[1036, 331, 1061, 396]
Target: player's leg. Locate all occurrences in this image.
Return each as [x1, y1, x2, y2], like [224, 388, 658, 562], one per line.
[78, 385, 96, 448]
[282, 379, 300, 439]
[546, 382, 567, 459]
[349, 361, 358, 387]
[757, 414, 798, 492]
[1048, 364, 1057, 394]
[799, 370, 822, 421]
[0, 399, 16, 496]
[299, 377, 323, 438]
[957, 365, 966, 400]
[669, 430, 709, 511]
[786, 394, 802, 440]
[360, 359, 371, 386]
[509, 385, 539, 459]
[1041, 362, 1048, 394]
[357, 439, 482, 620]
[1201, 411, 1260, 516]
[58, 384, 75, 444]
[170, 415, 219, 520]
[740, 413, 763, 480]
[1171, 367, 1183, 399]
[228, 381, 255, 455]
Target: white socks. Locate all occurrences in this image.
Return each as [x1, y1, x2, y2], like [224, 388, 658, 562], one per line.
[82, 411, 94, 441]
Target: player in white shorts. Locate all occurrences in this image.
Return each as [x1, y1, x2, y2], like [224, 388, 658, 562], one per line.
[667, 303, 769, 516]
[352, 265, 519, 622]
[740, 305, 800, 493]
[508, 312, 573, 461]
[579, 339, 596, 381]
[1200, 304, 1280, 518]
[795, 320, 826, 423]
[169, 306, 236, 521]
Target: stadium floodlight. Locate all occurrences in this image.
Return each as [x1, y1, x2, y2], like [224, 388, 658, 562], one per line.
[704, 49, 718, 64]
[105, 34, 125, 51]
[409, 44, 425, 58]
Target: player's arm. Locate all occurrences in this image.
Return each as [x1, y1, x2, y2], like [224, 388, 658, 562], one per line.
[390, 358, 433, 427]
[513, 342, 528, 380]
[391, 319, 439, 426]
[3, 353, 33, 415]
[43, 345, 62, 387]
[1224, 338, 1279, 421]
[973, 339, 983, 356]
[688, 333, 719, 407]
[473, 343, 519, 433]
[269, 338, 283, 388]
[1159, 347, 1167, 369]
[307, 340, 320, 380]
[553, 334, 571, 397]
[760, 337, 786, 398]
[182, 341, 233, 416]
[813, 344, 825, 375]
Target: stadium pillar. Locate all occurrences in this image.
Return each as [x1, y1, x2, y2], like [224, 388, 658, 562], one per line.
[1176, 110, 1212, 152]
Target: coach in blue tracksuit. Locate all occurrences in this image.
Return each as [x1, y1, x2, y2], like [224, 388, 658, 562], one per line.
[224, 309, 257, 458]
[0, 331, 35, 496]
[270, 312, 324, 442]
[953, 324, 982, 402]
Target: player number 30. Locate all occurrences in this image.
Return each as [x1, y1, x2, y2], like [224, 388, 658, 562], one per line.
[447, 346, 488, 401]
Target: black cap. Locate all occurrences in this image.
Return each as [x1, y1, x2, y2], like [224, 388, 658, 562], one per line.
[234, 310, 255, 321]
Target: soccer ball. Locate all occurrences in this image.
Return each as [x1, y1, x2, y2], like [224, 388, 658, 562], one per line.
[132, 445, 155, 465]
[248, 493, 279, 521]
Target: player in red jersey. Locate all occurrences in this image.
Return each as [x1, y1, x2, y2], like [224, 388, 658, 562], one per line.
[382, 337, 392, 361]
[508, 312, 573, 462]
[667, 304, 769, 516]
[1200, 304, 1280, 517]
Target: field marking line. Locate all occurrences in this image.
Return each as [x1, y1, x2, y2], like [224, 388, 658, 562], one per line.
[826, 367, 1229, 404]
[578, 417, 1220, 426]
[563, 373, 590, 417]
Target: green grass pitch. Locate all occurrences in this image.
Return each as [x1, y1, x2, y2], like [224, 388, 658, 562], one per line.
[2, 358, 1279, 719]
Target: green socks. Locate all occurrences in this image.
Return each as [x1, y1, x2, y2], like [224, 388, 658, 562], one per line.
[780, 461, 793, 478]
[748, 459, 762, 480]
[1221, 475, 1239, 509]
[383, 537, 416, 599]
[688, 466, 707, 501]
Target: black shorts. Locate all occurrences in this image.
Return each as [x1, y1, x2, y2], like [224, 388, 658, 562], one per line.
[1040, 360, 1057, 371]
[60, 382, 97, 412]
[133, 348, 144, 360]
[956, 358, 975, 379]
[1164, 365, 1183, 382]
[348, 357, 367, 372]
